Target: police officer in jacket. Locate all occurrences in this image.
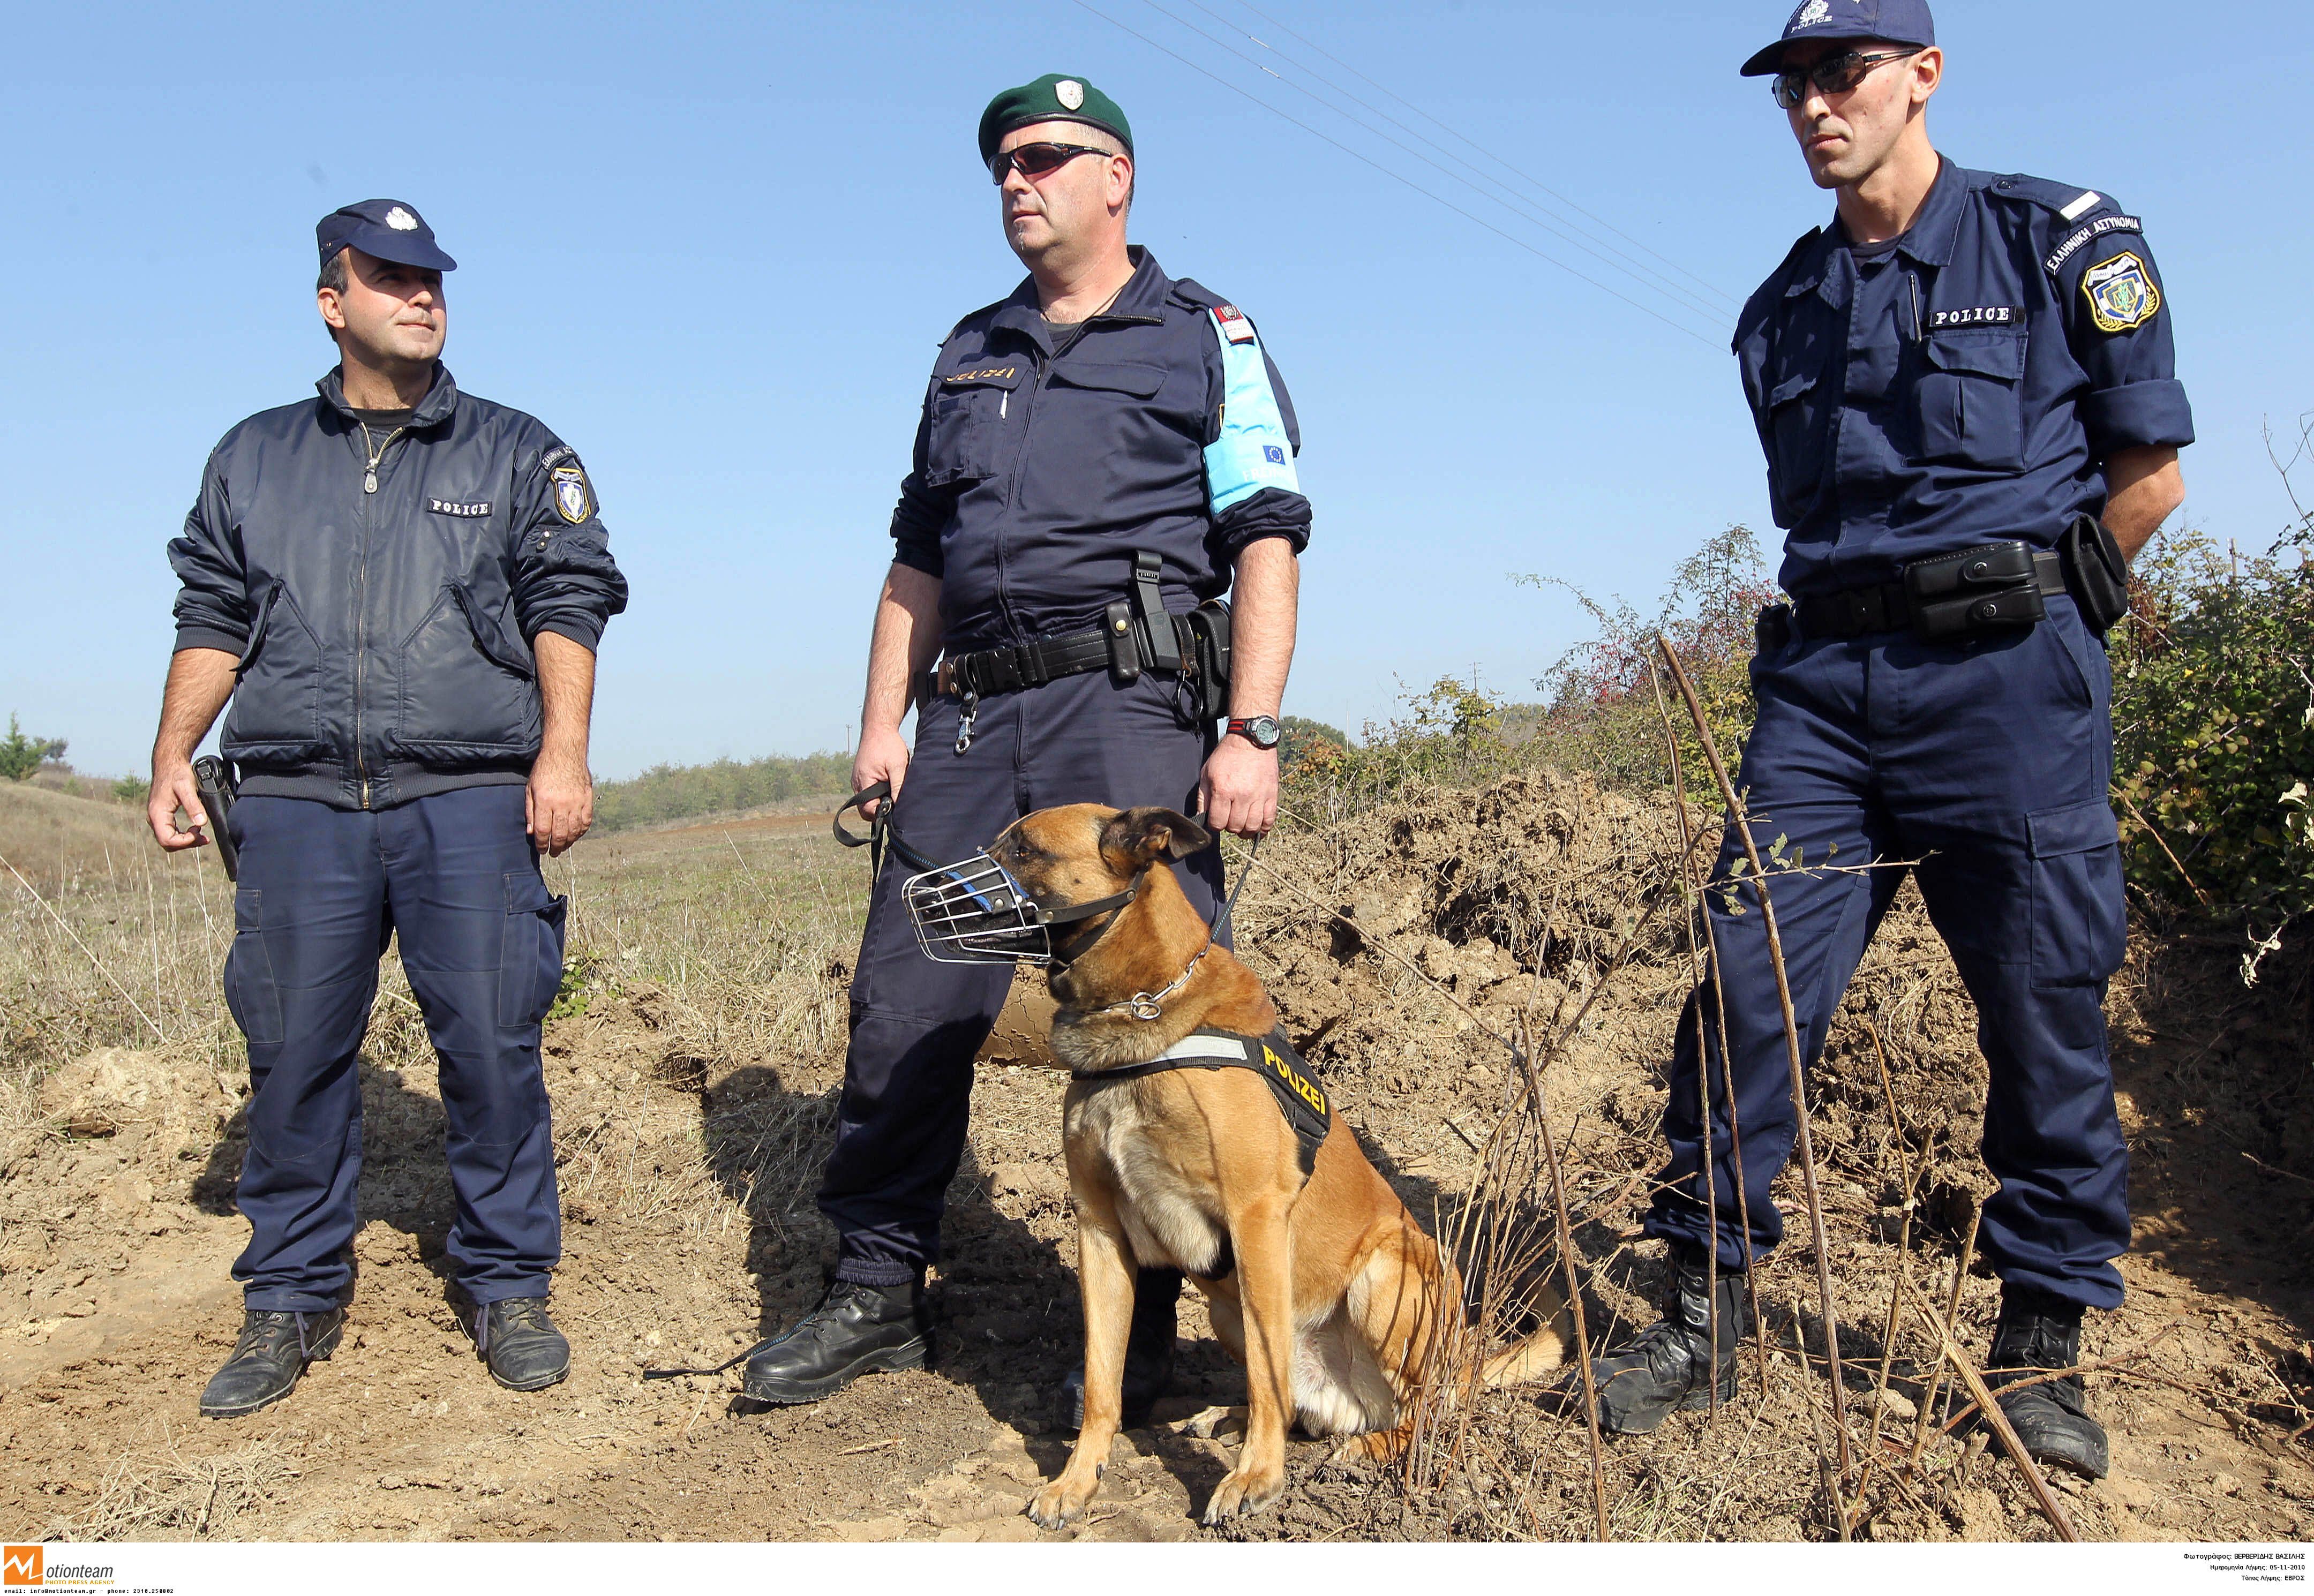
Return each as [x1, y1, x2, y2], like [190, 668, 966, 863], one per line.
[151, 200, 628, 1417]
[1588, 2, 2189, 1479]
[738, 76, 1309, 1416]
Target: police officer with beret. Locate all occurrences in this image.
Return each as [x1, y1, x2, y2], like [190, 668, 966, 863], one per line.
[151, 200, 629, 1417]
[737, 76, 1310, 1416]
[1589, 2, 2190, 1479]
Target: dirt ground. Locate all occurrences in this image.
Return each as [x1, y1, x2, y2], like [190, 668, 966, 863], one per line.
[3, 774, 2311, 1542]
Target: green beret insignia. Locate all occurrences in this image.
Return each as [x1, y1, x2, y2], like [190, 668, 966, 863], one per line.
[978, 73, 1133, 166]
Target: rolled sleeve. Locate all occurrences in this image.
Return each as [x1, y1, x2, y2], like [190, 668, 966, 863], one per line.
[511, 439, 629, 649]
[168, 451, 252, 655]
[2079, 377, 2195, 455]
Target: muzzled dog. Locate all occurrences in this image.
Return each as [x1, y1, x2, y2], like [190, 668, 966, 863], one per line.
[927, 803, 1570, 1529]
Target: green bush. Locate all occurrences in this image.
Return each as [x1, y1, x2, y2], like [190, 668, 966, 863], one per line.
[0, 714, 67, 782]
[592, 751, 853, 833]
[2111, 523, 2314, 936]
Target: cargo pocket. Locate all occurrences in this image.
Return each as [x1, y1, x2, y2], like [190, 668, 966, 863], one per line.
[2027, 799, 2127, 990]
[1918, 328, 2027, 471]
[222, 887, 284, 1046]
[498, 873, 570, 1028]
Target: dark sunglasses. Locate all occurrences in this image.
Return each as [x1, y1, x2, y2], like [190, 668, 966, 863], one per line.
[1771, 48, 1922, 110]
[988, 141, 1113, 185]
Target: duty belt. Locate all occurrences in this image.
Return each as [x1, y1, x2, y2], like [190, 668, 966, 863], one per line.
[1796, 542, 2069, 642]
[914, 624, 1123, 704]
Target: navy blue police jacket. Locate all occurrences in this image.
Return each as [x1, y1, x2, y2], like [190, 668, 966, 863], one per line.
[890, 247, 1311, 653]
[170, 365, 628, 810]
[1734, 159, 2193, 597]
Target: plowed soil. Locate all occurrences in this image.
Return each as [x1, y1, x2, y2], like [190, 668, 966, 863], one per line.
[4, 774, 2310, 1542]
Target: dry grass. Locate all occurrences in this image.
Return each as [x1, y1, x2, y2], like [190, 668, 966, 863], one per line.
[39, 1427, 295, 1541]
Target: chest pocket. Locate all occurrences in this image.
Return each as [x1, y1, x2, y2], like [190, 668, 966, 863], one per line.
[1763, 366, 1830, 523]
[922, 366, 1024, 487]
[1048, 360, 1168, 401]
[1917, 327, 2027, 473]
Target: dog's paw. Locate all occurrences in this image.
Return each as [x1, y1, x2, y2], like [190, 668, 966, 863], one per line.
[1324, 1428, 1406, 1468]
[1200, 1464, 1285, 1525]
[1177, 1404, 1248, 1442]
[1026, 1478, 1094, 1530]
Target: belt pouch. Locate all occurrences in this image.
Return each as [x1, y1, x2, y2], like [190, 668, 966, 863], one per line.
[2058, 514, 2131, 634]
[1754, 601, 1792, 656]
[1905, 541, 2043, 641]
[1105, 599, 1143, 687]
[1131, 551, 1183, 672]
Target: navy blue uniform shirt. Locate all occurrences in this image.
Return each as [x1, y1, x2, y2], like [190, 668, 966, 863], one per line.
[890, 247, 1311, 651]
[1735, 159, 2193, 597]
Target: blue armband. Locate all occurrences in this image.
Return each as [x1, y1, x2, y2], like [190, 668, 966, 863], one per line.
[1204, 309, 1300, 514]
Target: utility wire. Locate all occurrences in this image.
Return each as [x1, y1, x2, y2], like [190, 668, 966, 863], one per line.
[1139, 0, 1733, 329]
[1222, 0, 1742, 312]
[1071, 0, 1725, 348]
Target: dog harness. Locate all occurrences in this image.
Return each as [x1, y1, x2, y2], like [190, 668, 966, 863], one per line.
[1072, 1027, 1332, 1178]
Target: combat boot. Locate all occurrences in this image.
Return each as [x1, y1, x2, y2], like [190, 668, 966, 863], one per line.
[471, 1297, 571, 1392]
[1588, 1243, 1748, 1435]
[199, 1306, 346, 1419]
[1061, 1266, 1181, 1431]
[741, 1276, 933, 1406]
[1980, 1284, 2108, 1480]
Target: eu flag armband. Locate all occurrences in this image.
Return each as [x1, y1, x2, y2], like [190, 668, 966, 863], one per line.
[1203, 307, 1299, 514]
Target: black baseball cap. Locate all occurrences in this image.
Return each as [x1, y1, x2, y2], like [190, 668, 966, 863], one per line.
[1740, 0, 1936, 77]
[315, 199, 457, 272]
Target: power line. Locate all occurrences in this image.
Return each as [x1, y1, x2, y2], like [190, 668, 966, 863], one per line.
[1137, 0, 1733, 329]
[1223, 0, 1742, 312]
[1070, 0, 1726, 348]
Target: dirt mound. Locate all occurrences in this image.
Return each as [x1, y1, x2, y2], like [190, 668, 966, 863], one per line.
[3, 770, 2309, 1541]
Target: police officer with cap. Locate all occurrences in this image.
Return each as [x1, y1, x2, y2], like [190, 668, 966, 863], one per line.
[153, 200, 628, 1417]
[735, 75, 1310, 1417]
[1587, 2, 2190, 1479]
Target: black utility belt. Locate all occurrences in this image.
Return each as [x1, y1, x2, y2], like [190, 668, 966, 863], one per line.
[1795, 543, 2064, 642]
[916, 551, 1234, 714]
[1786, 520, 2131, 644]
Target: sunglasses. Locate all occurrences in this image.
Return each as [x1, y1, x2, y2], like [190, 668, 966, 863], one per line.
[1771, 48, 1922, 110]
[988, 141, 1113, 185]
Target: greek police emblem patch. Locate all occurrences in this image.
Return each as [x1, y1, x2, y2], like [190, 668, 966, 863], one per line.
[550, 466, 592, 524]
[2082, 251, 2160, 333]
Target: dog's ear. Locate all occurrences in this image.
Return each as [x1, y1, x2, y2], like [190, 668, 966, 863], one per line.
[1100, 806, 1212, 867]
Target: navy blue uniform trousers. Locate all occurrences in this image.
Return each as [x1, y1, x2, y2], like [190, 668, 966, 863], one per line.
[1645, 598, 2132, 1308]
[224, 786, 567, 1312]
[820, 669, 1221, 1284]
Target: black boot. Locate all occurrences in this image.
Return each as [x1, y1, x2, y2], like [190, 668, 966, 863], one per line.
[471, 1297, 571, 1392]
[1588, 1244, 1747, 1435]
[741, 1277, 933, 1406]
[1981, 1284, 2108, 1480]
[1062, 1267, 1181, 1432]
[199, 1307, 345, 1419]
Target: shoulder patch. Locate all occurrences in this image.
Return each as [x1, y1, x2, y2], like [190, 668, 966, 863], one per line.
[2081, 251, 2161, 333]
[550, 465, 595, 524]
[539, 443, 577, 471]
[2044, 214, 2145, 275]
[1211, 304, 1258, 345]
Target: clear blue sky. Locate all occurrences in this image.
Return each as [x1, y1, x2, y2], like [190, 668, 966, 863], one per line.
[5, 2, 2308, 779]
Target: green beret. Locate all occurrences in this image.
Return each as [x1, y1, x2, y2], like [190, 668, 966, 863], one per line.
[977, 73, 1133, 166]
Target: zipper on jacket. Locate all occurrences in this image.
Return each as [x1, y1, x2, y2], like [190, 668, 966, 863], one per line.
[351, 422, 405, 808]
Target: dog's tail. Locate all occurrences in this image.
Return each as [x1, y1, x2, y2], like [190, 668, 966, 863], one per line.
[1478, 1284, 1573, 1388]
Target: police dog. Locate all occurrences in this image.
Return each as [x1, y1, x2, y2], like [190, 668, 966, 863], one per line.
[993, 803, 1568, 1529]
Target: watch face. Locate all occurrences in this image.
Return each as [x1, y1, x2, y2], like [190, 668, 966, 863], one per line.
[1243, 716, 1282, 749]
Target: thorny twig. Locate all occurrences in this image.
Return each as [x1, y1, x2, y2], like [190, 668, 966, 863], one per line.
[1657, 637, 1854, 1479]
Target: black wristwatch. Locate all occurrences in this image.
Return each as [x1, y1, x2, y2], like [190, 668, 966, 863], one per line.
[1227, 715, 1282, 750]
